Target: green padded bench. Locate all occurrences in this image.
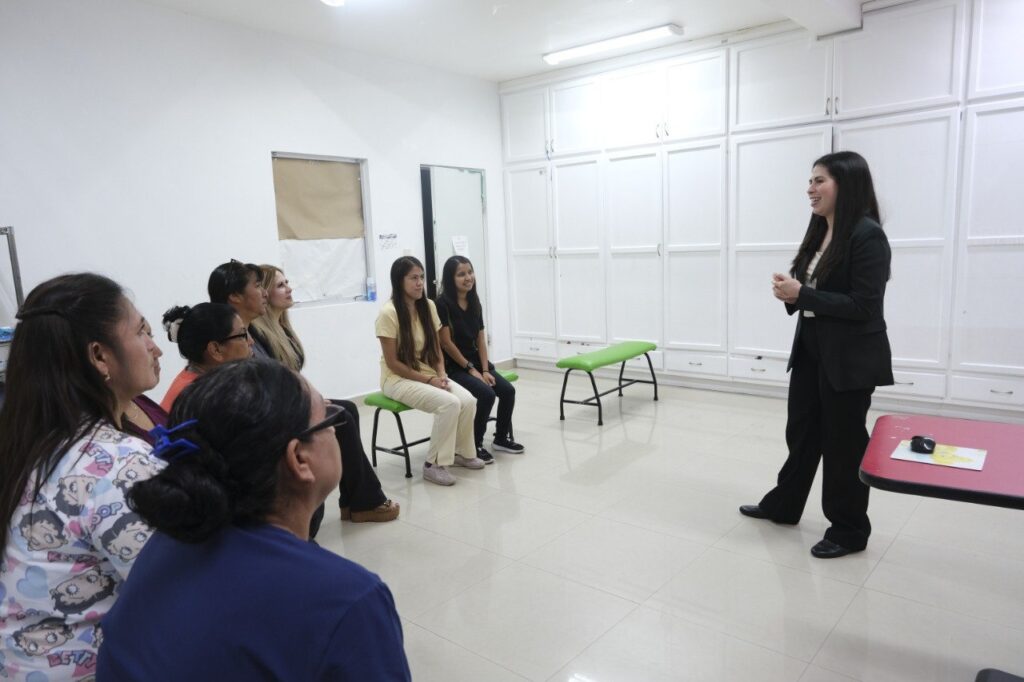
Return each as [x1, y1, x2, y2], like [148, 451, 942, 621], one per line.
[556, 341, 658, 426]
[365, 369, 519, 477]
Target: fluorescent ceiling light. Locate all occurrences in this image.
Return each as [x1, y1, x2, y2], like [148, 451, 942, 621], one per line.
[320, 0, 344, 6]
[543, 24, 683, 66]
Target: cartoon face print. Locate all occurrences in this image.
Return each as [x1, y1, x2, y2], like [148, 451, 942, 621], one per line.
[55, 475, 98, 515]
[13, 618, 75, 656]
[114, 455, 160, 491]
[18, 509, 68, 551]
[50, 566, 116, 615]
[100, 513, 152, 563]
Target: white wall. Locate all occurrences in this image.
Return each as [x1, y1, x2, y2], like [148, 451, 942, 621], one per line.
[0, 0, 510, 400]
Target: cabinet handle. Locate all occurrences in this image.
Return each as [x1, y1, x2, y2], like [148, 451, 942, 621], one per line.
[550, 139, 555, 154]
[825, 97, 831, 116]
[750, 368, 766, 373]
[655, 123, 662, 139]
[895, 381, 915, 386]
[663, 122, 670, 137]
[657, 243, 662, 256]
[688, 361, 703, 366]
[990, 389, 1014, 395]
[834, 97, 839, 114]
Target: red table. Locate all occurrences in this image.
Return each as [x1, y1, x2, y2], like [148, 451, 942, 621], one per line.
[859, 414, 1024, 510]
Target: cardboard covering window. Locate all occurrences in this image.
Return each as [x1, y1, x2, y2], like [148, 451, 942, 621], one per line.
[271, 156, 368, 301]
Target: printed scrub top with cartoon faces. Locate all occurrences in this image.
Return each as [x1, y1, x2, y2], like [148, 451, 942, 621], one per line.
[1, 423, 165, 681]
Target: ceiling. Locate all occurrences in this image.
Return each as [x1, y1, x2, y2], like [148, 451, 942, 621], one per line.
[137, 0, 860, 82]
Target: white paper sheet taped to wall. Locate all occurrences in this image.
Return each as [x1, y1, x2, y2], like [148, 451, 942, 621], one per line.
[279, 238, 367, 302]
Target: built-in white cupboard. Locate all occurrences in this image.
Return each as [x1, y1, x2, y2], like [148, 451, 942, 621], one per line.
[501, 0, 1024, 415]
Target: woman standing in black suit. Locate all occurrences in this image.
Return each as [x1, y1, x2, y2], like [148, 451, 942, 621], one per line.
[740, 151, 893, 559]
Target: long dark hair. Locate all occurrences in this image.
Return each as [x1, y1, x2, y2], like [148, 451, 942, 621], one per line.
[791, 151, 883, 283]
[127, 360, 311, 543]
[389, 256, 439, 369]
[0, 273, 128, 550]
[162, 303, 238, 364]
[207, 260, 261, 304]
[439, 255, 483, 318]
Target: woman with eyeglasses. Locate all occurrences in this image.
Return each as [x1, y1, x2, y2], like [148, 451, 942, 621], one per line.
[0, 273, 165, 681]
[97, 360, 411, 681]
[159, 303, 253, 411]
[251, 265, 399, 526]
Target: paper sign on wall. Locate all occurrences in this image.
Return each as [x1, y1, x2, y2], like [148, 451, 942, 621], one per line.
[451, 236, 469, 257]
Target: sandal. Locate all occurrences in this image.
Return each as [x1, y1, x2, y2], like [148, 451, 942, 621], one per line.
[348, 499, 400, 523]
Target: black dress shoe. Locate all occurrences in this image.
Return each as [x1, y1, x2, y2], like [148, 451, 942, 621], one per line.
[739, 504, 770, 519]
[810, 539, 863, 559]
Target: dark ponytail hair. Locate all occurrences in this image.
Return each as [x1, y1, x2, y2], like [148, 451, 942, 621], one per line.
[439, 255, 483, 318]
[389, 256, 440, 369]
[0, 273, 128, 550]
[162, 303, 238, 364]
[127, 359, 311, 543]
[791, 150, 884, 283]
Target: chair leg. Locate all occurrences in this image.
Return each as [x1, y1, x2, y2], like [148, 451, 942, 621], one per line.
[587, 371, 603, 426]
[393, 412, 413, 478]
[645, 352, 659, 401]
[370, 408, 382, 468]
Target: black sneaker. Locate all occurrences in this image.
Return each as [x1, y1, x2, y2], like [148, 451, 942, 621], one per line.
[476, 447, 495, 465]
[492, 437, 525, 454]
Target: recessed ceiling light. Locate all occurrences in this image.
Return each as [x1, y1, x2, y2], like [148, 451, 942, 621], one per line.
[543, 24, 684, 66]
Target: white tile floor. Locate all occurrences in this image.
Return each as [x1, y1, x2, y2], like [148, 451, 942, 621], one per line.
[316, 369, 1024, 682]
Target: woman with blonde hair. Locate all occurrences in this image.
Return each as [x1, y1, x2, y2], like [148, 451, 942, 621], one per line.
[252, 265, 398, 526]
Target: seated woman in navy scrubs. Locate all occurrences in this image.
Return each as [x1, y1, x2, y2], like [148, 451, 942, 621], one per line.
[436, 255, 524, 462]
[97, 359, 411, 681]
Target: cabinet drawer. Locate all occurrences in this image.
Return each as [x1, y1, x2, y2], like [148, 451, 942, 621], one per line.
[876, 370, 947, 399]
[950, 375, 1024, 408]
[729, 355, 790, 383]
[665, 350, 727, 376]
[513, 337, 557, 359]
[557, 341, 607, 360]
[623, 350, 663, 371]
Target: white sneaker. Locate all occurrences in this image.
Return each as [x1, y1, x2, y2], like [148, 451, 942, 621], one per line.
[453, 454, 485, 470]
[423, 463, 456, 486]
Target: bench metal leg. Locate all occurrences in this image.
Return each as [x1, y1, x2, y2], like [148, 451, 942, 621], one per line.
[370, 408, 415, 478]
[559, 369, 573, 421]
[393, 413, 413, 478]
[370, 408, 382, 468]
[588, 371, 603, 426]
[645, 352, 659, 401]
[617, 361, 626, 396]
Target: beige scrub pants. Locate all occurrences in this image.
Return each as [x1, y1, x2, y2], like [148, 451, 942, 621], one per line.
[382, 376, 477, 466]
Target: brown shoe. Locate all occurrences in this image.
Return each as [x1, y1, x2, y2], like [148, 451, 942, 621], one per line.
[349, 499, 400, 523]
[340, 507, 351, 521]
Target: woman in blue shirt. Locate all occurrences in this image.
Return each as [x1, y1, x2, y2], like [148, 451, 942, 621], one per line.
[97, 359, 411, 681]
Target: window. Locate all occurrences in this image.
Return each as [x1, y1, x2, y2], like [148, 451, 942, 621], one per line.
[270, 153, 372, 302]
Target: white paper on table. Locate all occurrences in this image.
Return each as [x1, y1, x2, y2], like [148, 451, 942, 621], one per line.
[451, 236, 469, 257]
[890, 440, 987, 471]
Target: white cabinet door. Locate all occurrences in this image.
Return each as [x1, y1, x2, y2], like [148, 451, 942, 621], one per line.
[606, 151, 663, 344]
[664, 50, 727, 141]
[730, 33, 832, 131]
[550, 78, 602, 156]
[884, 248, 949, 368]
[835, 110, 959, 242]
[511, 254, 556, 338]
[502, 88, 548, 163]
[506, 165, 550, 252]
[665, 140, 726, 350]
[552, 159, 601, 250]
[731, 126, 833, 247]
[953, 101, 1024, 374]
[969, 0, 1024, 98]
[834, 0, 965, 119]
[602, 64, 664, 149]
[730, 250, 798, 356]
[557, 254, 606, 342]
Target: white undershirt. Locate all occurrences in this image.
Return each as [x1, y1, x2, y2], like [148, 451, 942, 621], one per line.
[802, 251, 823, 318]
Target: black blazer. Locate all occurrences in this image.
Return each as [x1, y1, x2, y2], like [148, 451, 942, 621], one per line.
[785, 216, 894, 392]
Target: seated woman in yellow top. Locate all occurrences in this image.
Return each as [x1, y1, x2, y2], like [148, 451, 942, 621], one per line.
[376, 256, 482, 486]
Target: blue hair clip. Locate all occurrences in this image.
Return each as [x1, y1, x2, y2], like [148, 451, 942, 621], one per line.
[150, 419, 201, 462]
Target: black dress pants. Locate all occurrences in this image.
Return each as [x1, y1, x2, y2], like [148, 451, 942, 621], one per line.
[758, 318, 874, 551]
[447, 362, 516, 446]
[308, 399, 387, 539]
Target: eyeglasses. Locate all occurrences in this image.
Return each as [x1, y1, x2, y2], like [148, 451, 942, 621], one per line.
[296, 403, 348, 440]
[219, 327, 251, 343]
